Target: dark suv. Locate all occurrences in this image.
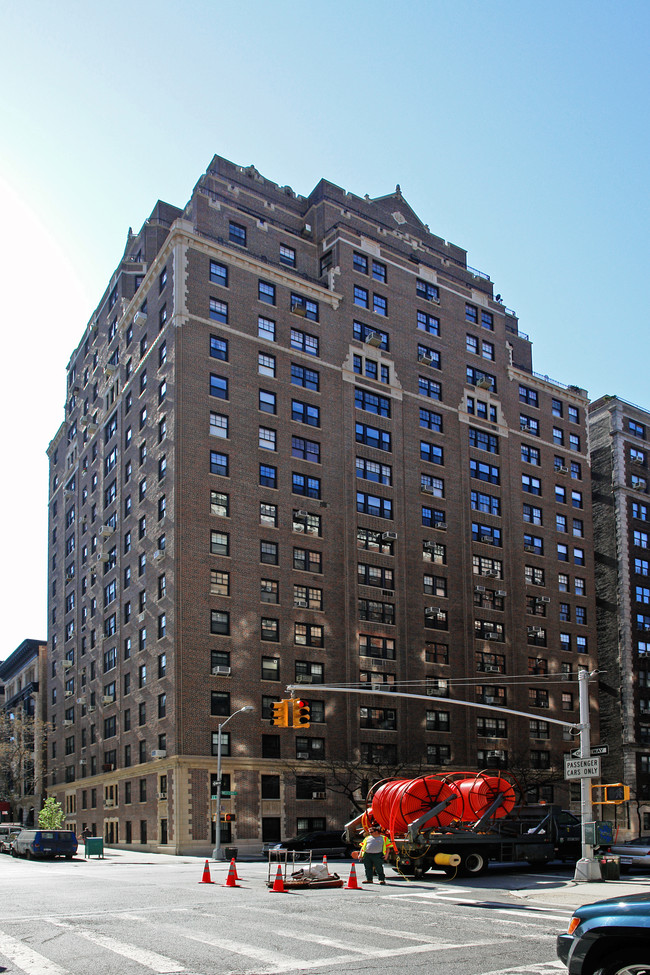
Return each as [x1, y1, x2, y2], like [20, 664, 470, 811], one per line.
[265, 830, 352, 859]
[557, 892, 650, 974]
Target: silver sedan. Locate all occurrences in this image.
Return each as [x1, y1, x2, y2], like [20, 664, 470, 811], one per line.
[609, 835, 650, 871]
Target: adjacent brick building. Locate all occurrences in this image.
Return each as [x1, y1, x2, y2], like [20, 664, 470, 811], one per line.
[46, 155, 599, 854]
[589, 396, 650, 831]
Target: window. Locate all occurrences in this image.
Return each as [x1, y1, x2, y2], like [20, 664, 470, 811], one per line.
[259, 389, 276, 414]
[293, 548, 322, 573]
[420, 442, 443, 465]
[356, 492, 392, 519]
[568, 405, 579, 424]
[519, 385, 539, 407]
[210, 451, 229, 477]
[291, 329, 319, 356]
[358, 599, 395, 624]
[210, 610, 230, 635]
[210, 374, 228, 399]
[289, 293, 320, 323]
[354, 285, 369, 308]
[421, 474, 444, 497]
[296, 738, 324, 760]
[291, 364, 319, 391]
[469, 427, 499, 453]
[353, 321, 389, 350]
[259, 464, 277, 488]
[417, 344, 440, 368]
[260, 579, 278, 604]
[211, 491, 229, 517]
[258, 280, 275, 305]
[520, 415, 539, 436]
[523, 504, 542, 525]
[522, 474, 542, 495]
[472, 522, 502, 546]
[356, 457, 392, 485]
[259, 427, 277, 451]
[292, 473, 321, 498]
[417, 311, 439, 335]
[229, 221, 246, 246]
[470, 460, 500, 484]
[258, 352, 275, 377]
[261, 617, 279, 641]
[280, 244, 296, 267]
[373, 293, 387, 316]
[292, 437, 320, 463]
[293, 585, 322, 610]
[417, 279, 439, 302]
[209, 260, 228, 287]
[292, 400, 320, 427]
[418, 376, 442, 400]
[524, 534, 543, 555]
[419, 408, 443, 432]
[295, 623, 324, 647]
[209, 298, 228, 324]
[358, 563, 394, 588]
[521, 445, 541, 465]
[472, 491, 500, 516]
[210, 412, 228, 439]
[210, 531, 229, 556]
[260, 502, 277, 527]
[356, 422, 391, 452]
[211, 570, 230, 596]
[211, 690, 230, 716]
[260, 541, 278, 565]
[569, 433, 580, 452]
[353, 252, 368, 274]
[422, 506, 446, 528]
[355, 388, 390, 417]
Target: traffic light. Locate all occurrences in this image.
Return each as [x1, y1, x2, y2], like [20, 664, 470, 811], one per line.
[292, 699, 311, 728]
[591, 783, 630, 805]
[270, 700, 289, 727]
[220, 813, 236, 823]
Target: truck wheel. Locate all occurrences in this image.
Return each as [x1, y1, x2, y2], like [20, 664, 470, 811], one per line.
[592, 949, 650, 974]
[460, 851, 489, 876]
[413, 863, 429, 879]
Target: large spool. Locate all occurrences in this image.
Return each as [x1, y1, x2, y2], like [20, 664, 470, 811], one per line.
[456, 772, 518, 821]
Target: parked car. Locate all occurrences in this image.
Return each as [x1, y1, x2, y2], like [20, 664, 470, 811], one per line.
[11, 829, 78, 860]
[608, 836, 650, 872]
[265, 830, 352, 859]
[0, 823, 22, 854]
[557, 892, 650, 974]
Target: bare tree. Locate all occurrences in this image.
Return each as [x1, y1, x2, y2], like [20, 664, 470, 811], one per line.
[0, 710, 48, 821]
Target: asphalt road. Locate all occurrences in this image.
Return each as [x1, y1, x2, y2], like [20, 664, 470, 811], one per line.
[0, 854, 591, 975]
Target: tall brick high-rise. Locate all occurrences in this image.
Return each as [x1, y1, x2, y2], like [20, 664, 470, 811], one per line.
[46, 155, 598, 854]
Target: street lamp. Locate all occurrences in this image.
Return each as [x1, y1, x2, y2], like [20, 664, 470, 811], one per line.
[212, 705, 254, 861]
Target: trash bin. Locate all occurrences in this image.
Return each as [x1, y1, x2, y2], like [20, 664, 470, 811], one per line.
[85, 837, 104, 858]
[224, 847, 238, 860]
[599, 855, 620, 881]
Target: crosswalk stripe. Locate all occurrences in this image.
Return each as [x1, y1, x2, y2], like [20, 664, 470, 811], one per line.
[0, 930, 69, 975]
[44, 920, 186, 973]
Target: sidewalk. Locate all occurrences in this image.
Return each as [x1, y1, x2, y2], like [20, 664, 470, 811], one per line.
[508, 874, 650, 911]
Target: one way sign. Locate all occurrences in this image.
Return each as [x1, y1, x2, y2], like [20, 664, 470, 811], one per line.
[571, 745, 609, 757]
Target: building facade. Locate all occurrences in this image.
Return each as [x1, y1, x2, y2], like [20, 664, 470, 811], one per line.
[47, 155, 599, 854]
[0, 639, 47, 825]
[589, 395, 650, 831]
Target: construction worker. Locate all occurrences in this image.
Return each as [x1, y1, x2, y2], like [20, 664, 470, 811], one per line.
[359, 825, 390, 884]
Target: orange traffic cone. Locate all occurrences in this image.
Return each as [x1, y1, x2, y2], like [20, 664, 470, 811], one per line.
[345, 862, 360, 890]
[199, 859, 214, 884]
[229, 857, 239, 881]
[322, 854, 328, 870]
[223, 859, 241, 888]
[270, 864, 286, 893]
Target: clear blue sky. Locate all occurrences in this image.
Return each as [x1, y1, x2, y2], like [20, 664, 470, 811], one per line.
[1, 0, 648, 653]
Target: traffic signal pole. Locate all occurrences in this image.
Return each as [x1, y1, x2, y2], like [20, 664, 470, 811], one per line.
[285, 671, 601, 882]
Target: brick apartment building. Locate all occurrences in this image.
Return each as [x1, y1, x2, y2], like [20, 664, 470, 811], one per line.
[0, 639, 47, 825]
[589, 395, 650, 830]
[46, 155, 599, 854]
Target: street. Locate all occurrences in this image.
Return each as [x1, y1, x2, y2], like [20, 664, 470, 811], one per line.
[0, 853, 578, 975]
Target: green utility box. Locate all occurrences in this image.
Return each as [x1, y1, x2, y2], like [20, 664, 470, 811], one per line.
[85, 837, 104, 858]
[585, 821, 614, 845]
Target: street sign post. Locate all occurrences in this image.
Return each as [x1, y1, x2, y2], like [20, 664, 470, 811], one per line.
[564, 756, 601, 780]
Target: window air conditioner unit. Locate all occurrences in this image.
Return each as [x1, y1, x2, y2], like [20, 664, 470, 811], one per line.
[485, 569, 498, 578]
[297, 752, 309, 760]
[291, 302, 307, 317]
[87, 705, 96, 713]
[296, 510, 309, 519]
[295, 599, 308, 608]
[63, 719, 73, 727]
[486, 633, 500, 640]
[79, 415, 89, 428]
[302, 224, 312, 236]
[104, 799, 115, 807]
[484, 696, 496, 704]
[556, 466, 569, 474]
[102, 695, 115, 705]
[87, 422, 98, 434]
[158, 792, 167, 800]
[370, 683, 383, 691]
[423, 541, 434, 551]
[105, 364, 117, 377]
[63, 660, 73, 669]
[293, 523, 305, 532]
[79, 759, 87, 766]
[153, 549, 165, 561]
[137, 612, 146, 623]
[382, 531, 397, 540]
[134, 310, 147, 326]
[100, 525, 114, 538]
[312, 792, 326, 800]
[97, 552, 109, 563]
[435, 522, 447, 531]
[212, 666, 231, 676]
[366, 332, 382, 348]
[295, 675, 312, 683]
[524, 545, 536, 553]
[418, 354, 433, 365]
[425, 606, 441, 616]
[65, 690, 74, 697]
[540, 596, 551, 603]
[484, 664, 500, 673]
[421, 484, 434, 494]
[495, 590, 507, 597]
[477, 378, 492, 389]
[475, 585, 486, 593]
[151, 750, 167, 759]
